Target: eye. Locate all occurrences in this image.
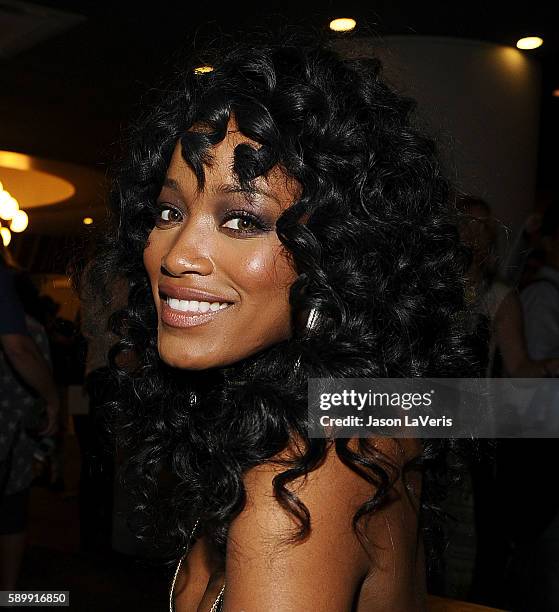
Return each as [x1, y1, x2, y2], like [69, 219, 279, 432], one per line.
[221, 210, 271, 234]
[222, 216, 259, 232]
[155, 205, 182, 227]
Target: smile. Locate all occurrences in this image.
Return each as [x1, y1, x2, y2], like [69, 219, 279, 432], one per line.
[161, 297, 234, 328]
[166, 297, 230, 313]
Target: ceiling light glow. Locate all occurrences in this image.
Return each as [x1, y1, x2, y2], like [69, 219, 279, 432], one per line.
[194, 65, 214, 75]
[10, 209, 28, 233]
[0, 226, 11, 246]
[83, 217, 93, 225]
[516, 36, 543, 50]
[329, 18, 357, 33]
[0, 191, 19, 221]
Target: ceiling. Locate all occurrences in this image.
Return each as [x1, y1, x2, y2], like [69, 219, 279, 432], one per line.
[0, 0, 557, 243]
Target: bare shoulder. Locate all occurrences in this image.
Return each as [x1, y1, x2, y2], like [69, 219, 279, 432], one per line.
[238, 437, 422, 520]
[224, 437, 425, 611]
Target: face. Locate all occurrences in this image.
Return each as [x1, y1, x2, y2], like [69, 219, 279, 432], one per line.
[143, 120, 300, 370]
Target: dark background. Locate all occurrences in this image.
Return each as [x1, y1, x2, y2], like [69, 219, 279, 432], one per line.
[1, 1, 557, 183]
[0, 1, 557, 271]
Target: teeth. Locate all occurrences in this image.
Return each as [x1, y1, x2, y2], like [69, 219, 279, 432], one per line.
[166, 298, 231, 313]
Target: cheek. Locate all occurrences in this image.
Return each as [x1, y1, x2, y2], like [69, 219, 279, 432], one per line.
[239, 244, 296, 298]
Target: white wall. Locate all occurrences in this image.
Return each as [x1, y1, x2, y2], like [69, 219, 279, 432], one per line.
[334, 36, 542, 240]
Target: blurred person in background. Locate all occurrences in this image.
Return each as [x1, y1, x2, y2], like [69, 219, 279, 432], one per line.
[0, 245, 59, 589]
[502, 211, 545, 290]
[458, 195, 558, 379]
[521, 204, 559, 366]
[12, 284, 76, 493]
[513, 203, 559, 611]
[76, 270, 129, 555]
[447, 196, 559, 607]
[41, 296, 87, 493]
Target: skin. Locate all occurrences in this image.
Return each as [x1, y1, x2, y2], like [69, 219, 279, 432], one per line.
[145, 118, 425, 610]
[143, 119, 300, 371]
[174, 439, 425, 612]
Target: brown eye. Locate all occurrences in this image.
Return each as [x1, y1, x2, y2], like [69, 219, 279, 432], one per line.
[157, 207, 182, 225]
[222, 216, 258, 232]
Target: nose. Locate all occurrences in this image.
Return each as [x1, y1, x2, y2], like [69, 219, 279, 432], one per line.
[160, 220, 214, 278]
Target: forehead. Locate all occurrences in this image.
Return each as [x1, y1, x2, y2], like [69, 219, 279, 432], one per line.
[167, 127, 254, 180]
[164, 130, 301, 207]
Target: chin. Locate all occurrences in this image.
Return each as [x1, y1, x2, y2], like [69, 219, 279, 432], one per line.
[159, 350, 217, 371]
[156, 331, 286, 371]
[157, 340, 235, 371]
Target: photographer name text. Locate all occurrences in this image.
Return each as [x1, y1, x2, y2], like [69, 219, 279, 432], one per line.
[319, 414, 453, 428]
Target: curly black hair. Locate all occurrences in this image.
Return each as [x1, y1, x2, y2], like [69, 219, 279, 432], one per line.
[86, 31, 483, 569]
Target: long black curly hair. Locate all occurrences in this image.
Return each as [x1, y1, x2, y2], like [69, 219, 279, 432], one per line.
[87, 31, 483, 568]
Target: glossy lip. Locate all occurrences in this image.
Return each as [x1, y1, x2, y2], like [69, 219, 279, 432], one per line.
[158, 283, 236, 304]
[160, 299, 235, 328]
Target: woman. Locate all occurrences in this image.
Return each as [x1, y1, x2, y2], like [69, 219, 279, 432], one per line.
[90, 35, 480, 611]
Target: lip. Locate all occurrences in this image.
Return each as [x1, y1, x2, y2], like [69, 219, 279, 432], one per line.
[160, 299, 235, 328]
[158, 283, 235, 304]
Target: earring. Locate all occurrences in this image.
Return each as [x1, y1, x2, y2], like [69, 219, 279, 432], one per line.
[306, 308, 319, 332]
[294, 308, 319, 371]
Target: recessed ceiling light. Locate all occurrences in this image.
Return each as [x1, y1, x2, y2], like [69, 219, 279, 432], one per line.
[516, 36, 543, 50]
[194, 65, 214, 75]
[329, 18, 357, 33]
[83, 217, 93, 225]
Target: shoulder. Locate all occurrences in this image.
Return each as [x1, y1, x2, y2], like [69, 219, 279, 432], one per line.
[237, 437, 420, 530]
[236, 441, 371, 546]
[227, 438, 420, 610]
[521, 275, 559, 306]
[238, 437, 421, 519]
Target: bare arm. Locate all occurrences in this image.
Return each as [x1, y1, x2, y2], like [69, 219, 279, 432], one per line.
[494, 291, 559, 377]
[1, 333, 59, 435]
[222, 439, 424, 612]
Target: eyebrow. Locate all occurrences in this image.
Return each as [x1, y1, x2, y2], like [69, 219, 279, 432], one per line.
[162, 177, 180, 191]
[216, 183, 280, 206]
[160, 178, 282, 209]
